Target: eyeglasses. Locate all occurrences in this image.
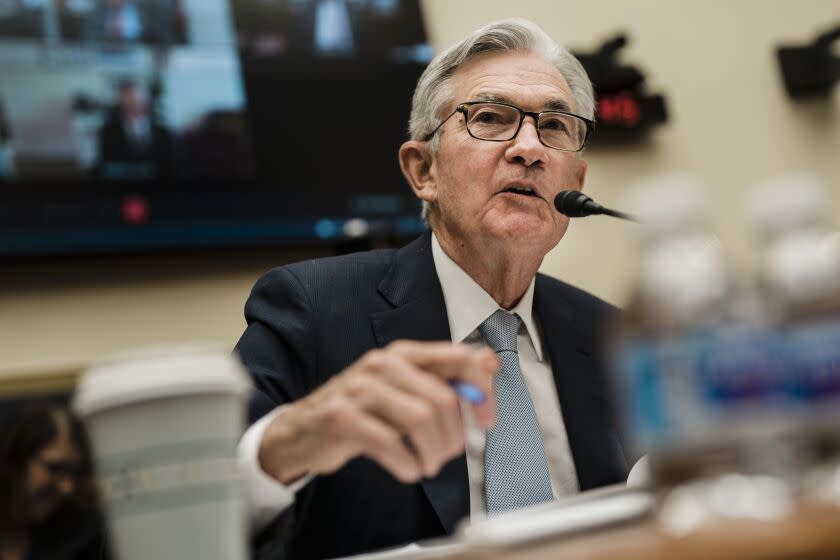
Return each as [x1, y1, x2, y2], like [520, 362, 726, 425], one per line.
[423, 101, 594, 152]
[35, 457, 83, 480]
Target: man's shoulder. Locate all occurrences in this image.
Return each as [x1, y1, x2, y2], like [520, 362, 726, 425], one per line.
[290, 247, 397, 277]
[254, 247, 400, 298]
[534, 273, 619, 339]
[535, 272, 616, 313]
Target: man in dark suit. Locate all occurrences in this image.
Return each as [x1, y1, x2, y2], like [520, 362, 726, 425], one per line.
[96, 79, 173, 180]
[235, 18, 629, 560]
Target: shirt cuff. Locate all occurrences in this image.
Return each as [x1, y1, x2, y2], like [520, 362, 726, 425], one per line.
[627, 455, 650, 488]
[237, 405, 315, 532]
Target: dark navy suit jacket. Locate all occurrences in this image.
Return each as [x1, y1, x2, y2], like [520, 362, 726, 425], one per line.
[235, 231, 628, 559]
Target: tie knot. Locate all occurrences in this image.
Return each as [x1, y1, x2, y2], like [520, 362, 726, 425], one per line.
[479, 310, 520, 353]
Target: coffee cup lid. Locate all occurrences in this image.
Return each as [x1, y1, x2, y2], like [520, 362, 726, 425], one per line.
[73, 344, 251, 416]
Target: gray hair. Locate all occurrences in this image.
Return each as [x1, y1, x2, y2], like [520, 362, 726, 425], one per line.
[408, 18, 594, 222]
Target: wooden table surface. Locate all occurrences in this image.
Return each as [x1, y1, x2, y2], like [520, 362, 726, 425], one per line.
[444, 504, 840, 560]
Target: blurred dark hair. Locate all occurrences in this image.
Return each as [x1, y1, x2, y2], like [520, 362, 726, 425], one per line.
[116, 77, 138, 92]
[0, 400, 94, 528]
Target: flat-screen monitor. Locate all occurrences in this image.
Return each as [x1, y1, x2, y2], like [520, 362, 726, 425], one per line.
[0, 0, 430, 256]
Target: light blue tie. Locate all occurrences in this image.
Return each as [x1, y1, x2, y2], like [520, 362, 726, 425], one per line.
[480, 310, 554, 516]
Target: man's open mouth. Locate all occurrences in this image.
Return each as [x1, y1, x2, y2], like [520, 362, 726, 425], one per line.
[501, 185, 542, 199]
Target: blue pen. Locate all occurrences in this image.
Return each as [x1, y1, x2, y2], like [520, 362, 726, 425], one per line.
[449, 380, 485, 404]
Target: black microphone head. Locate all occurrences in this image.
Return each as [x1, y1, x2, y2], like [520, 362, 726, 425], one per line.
[554, 190, 598, 217]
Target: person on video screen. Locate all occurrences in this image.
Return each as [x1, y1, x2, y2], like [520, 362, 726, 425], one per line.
[0, 0, 44, 40]
[84, 0, 175, 46]
[96, 79, 173, 180]
[0, 98, 14, 179]
[235, 0, 425, 59]
[0, 401, 108, 560]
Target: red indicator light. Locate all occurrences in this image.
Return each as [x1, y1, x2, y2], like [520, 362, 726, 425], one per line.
[122, 195, 149, 224]
[597, 92, 641, 127]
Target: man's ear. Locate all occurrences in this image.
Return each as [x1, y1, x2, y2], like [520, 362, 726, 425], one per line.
[399, 140, 437, 204]
[573, 158, 588, 191]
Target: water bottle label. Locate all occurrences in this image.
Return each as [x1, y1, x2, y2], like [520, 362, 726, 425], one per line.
[612, 326, 788, 454]
[786, 317, 840, 408]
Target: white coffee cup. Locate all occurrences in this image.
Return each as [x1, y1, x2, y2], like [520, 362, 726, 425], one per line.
[73, 344, 251, 560]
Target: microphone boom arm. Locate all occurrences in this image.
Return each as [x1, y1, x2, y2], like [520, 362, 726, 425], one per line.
[598, 207, 637, 221]
[553, 190, 638, 222]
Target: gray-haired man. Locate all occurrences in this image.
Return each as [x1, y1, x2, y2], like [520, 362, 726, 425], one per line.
[235, 18, 628, 559]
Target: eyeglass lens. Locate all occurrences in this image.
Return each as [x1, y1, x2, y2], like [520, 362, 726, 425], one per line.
[464, 103, 585, 151]
[39, 458, 82, 479]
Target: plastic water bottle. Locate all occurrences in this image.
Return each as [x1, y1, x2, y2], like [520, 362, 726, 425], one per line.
[610, 173, 745, 486]
[746, 172, 840, 505]
[609, 173, 802, 532]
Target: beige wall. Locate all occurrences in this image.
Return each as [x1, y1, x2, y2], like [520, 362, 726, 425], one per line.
[421, 0, 840, 303]
[2, 0, 839, 376]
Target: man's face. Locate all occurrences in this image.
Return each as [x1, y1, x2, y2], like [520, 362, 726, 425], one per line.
[118, 85, 147, 118]
[424, 50, 588, 256]
[21, 418, 82, 524]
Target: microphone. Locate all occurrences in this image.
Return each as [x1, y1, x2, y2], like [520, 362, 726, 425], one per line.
[554, 190, 637, 221]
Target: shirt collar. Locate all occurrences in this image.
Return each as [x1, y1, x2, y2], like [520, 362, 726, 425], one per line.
[431, 232, 543, 361]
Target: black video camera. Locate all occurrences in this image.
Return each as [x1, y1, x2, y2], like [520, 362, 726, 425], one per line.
[777, 25, 840, 100]
[573, 34, 668, 146]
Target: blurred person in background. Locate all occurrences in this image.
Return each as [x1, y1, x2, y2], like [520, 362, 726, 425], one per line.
[0, 401, 107, 560]
[0, 0, 44, 40]
[58, 0, 184, 43]
[0, 98, 14, 179]
[94, 0, 144, 42]
[96, 78, 173, 180]
[83, 0, 175, 45]
[234, 0, 425, 58]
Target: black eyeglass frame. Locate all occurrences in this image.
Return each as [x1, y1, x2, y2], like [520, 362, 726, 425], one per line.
[35, 456, 83, 480]
[422, 101, 596, 152]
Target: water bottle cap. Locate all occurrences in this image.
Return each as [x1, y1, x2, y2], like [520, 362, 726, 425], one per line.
[745, 171, 829, 238]
[621, 172, 709, 237]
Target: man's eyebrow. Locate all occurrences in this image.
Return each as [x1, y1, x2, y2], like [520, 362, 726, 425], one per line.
[544, 99, 573, 113]
[469, 93, 573, 113]
[470, 92, 515, 104]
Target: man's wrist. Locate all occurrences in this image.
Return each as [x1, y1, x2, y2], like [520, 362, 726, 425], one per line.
[238, 406, 313, 531]
[258, 404, 311, 485]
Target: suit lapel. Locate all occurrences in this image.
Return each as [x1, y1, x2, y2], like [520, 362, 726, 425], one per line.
[534, 276, 628, 490]
[370, 232, 470, 535]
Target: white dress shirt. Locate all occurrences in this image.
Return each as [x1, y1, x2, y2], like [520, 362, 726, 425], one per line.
[237, 232, 579, 530]
[106, 4, 143, 41]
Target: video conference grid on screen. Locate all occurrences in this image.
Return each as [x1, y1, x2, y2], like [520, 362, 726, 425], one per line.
[0, 0, 430, 184]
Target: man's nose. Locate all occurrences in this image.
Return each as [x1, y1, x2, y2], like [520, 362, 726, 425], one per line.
[56, 477, 76, 497]
[505, 117, 546, 167]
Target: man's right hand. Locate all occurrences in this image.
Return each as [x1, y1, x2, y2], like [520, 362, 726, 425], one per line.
[258, 340, 498, 485]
